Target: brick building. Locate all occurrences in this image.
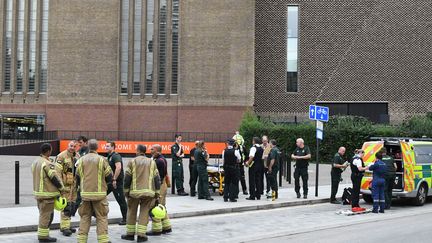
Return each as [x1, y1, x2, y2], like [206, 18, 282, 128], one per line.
[0, 0, 431, 139]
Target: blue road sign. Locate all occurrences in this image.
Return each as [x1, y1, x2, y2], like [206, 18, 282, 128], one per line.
[309, 105, 329, 122]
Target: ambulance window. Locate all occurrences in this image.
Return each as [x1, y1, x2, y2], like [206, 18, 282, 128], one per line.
[413, 145, 432, 164]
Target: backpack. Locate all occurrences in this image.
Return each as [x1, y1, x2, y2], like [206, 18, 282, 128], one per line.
[342, 187, 353, 205]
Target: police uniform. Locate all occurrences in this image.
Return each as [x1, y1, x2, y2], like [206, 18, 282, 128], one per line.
[266, 146, 280, 200]
[292, 146, 311, 198]
[56, 150, 78, 235]
[382, 154, 396, 209]
[194, 148, 212, 200]
[330, 152, 344, 202]
[32, 155, 64, 242]
[76, 151, 112, 243]
[122, 153, 161, 241]
[171, 142, 186, 194]
[350, 154, 365, 208]
[106, 151, 127, 223]
[262, 144, 272, 195]
[369, 159, 387, 213]
[247, 144, 264, 200]
[222, 143, 241, 202]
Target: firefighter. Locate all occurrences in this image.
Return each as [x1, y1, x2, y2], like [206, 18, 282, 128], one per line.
[222, 139, 241, 202]
[367, 152, 387, 213]
[291, 138, 311, 199]
[32, 143, 65, 242]
[380, 147, 397, 209]
[75, 139, 113, 243]
[245, 137, 264, 200]
[195, 140, 214, 200]
[171, 134, 188, 196]
[55, 140, 79, 236]
[121, 145, 161, 242]
[330, 147, 348, 204]
[148, 144, 172, 235]
[71, 135, 89, 217]
[266, 139, 280, 201]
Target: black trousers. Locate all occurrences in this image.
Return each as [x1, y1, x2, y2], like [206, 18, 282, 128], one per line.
[385, 175, 395, 208]
[248, 165, 263, 199]
[267, 169, 278, 193]
[330, 171, 341, 201]
[265, 168, 271, 193]
[189, 163, 198, 195]
[107, 181, 128, 220]
[351, 174, 363, 208]
[294, 167, 308, 195]
[258, 167, 265, 195]
[239, 165, 247, 192]
[224, 166, 240, 200]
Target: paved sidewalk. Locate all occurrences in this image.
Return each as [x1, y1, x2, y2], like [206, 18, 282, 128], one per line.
[0, 184, 350, 234]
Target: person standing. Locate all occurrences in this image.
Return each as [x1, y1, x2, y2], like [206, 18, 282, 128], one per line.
[291, 138, 311, 199]
[232, 131, 245, 147]
[32, 143, 65, 242]
[194, 141, 213, 200]
[262, 136, 272, 197]
[222, 139, 241, 202]
[236, 142, 248, 195]
[171, 134, 188, 196]
[71, 135, 89, 217]
[330, 147, 348, 204]
[367, 152, 387, 213]
[350, 149, 367, 211]
[245, 137, 264, 200]
[56, 140, 79, 236]
[76, 139, 113, 243]
[189, 141, 199, 197]
[266, 139, 280, 201]
[148, 144, 172, 235]
[121, 145, 161, 242]
[105, 141, 128, 225]
[381, 148, 397, 209]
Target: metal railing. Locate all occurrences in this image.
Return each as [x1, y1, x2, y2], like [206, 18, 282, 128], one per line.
[0, 131, 58, 147]
[56, 131, 233, 143]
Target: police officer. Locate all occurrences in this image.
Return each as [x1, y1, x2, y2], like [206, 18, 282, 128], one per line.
[262, 136, 272, 198]
[75, 139, 113, 243]
[235, 142, 248, 195]
[189, 141, 199, 197]
[266, 139, 280, 201]
[291, 138, 311, 199]
[330, 147, 348, 204]
[121, 145, 161, 242]
[381, 148, 397, 209]
[148, 144, 172, 235]
[350, 149, 367, 211]
[56, 140, 79, 236]
[245, 137, 264, 200]
[367, 152, 387, 213]
[106, 141, 127, 225]
[195, 140, 214, 200]
[171, 134, 188, 196]
[222, 139, 241, 202]
[32, 143, 65, 242]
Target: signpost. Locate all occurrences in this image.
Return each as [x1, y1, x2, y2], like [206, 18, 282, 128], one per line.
[309, 105, 329, 197]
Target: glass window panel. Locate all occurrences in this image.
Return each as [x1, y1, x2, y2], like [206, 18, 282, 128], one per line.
[120, 0, 129, 94]
[287, 6, 298, 93]
[287, 6, 298, 38]
[146, 0, 154, 94]
[158, 0, 167, 94]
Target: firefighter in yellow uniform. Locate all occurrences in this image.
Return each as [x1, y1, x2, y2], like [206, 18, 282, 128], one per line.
[148, 144, 172, 235]
[32, 143, 65, 243]
[75, 139, 113, 243]
[56, 140, 79, 236]
[121, 144, 161, 242]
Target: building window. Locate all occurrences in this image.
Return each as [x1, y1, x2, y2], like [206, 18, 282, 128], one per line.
[16, 0, 25, 93]
[287, 6, 298, 92]
[40, 0, 50, 93]
[121, 0, 179, 96]
[28, 0, 37, 92]
[4, 0, 13, 92]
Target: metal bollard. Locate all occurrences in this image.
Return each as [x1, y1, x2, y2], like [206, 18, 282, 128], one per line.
[15, 161, 19, 205]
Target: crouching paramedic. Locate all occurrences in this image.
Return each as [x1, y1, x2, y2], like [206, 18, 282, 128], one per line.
[55, 140, 79, 236]
[121, 145, 161, 242]
[32, 143, 65, 243]
[75, 139, 113, 243]
[148, 144, 172, 235]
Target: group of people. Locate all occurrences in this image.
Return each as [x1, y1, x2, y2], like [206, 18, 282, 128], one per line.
[32, 136, 172, 243]
[330, 146, 397, 213]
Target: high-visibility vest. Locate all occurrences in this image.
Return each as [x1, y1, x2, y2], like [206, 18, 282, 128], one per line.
[124, 156, 160, 198]
[32, 156, 63, 199]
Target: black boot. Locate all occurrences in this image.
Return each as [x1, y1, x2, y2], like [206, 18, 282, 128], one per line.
[118, 219, 127, 225]
[121, 234, 135, 241]
[62, 229, 72, 237]
[162, 228, 172, 234]
[137, 236, 149, 242]
[39, 237, 57, 242]
[146, 231, 162, 236]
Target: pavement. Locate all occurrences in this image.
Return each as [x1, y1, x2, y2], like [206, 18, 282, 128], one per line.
[0, 184, 349, 234]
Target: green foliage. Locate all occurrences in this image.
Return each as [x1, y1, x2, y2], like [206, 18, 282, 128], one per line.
[239, 112, 432, 164]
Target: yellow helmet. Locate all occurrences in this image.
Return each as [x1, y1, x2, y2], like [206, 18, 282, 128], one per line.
[54, 196, 67, 211]
[150, 203, 166, 220]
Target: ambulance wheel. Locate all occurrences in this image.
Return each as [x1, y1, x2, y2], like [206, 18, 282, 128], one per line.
[362, 194, 373, 204]
[413, 183, 427, 206]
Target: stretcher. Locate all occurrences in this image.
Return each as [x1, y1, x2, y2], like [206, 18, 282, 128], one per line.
[207, 159, 224, 195]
